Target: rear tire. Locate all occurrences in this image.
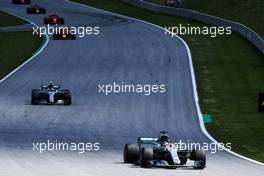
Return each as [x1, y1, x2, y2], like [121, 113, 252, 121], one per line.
[139, 147, 153, 168]
[123, 144, 139, 164]
[31, 89, 40, 105]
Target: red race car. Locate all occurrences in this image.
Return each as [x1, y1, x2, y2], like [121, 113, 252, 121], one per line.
[27, 5, 46, 14]
[44, 14, 64, 25]
[12, 0, 31, 4]
[53, 28, 76, 40]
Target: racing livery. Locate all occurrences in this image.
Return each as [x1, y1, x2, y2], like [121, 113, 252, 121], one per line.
[12, 0, 30, 4]
[31, 82, 72, 105]
[44, 14, 64, 25]
[123, 131, 206, 169]
[27, 5, 46, 14]
[53, 28, 76, 40]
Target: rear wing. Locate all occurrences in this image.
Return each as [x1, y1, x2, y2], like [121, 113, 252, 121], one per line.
[137, 137, 158, 146]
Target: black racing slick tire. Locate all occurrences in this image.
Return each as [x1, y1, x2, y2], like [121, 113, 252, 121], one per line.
[123, 144, 139, 164]
[139, 147, 153, 168]
[52, 34, 59, 40]
[12, 0, 19, 4]
[70, 35, 76, 40]
[26, 8, 32, 14]
[42, 9, 47, 14]
[44, 18, 48, 25]
[31, 89, 40, 105]
[59, 18, 65, 25]
[191, 149, 206, 169]
[63, 89, 72, 105]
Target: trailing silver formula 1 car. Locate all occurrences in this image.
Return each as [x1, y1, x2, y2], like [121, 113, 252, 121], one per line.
[31, 81, 72, 105]
[123, 131, 206, 169]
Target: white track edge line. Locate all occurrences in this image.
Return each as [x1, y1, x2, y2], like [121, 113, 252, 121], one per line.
[65, 0, 264, 166]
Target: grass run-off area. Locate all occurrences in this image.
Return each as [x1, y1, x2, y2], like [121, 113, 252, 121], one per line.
[0, 10, 27, 27]
[0, 32, 43, 79]
[147, 0, 264, 38]
[71, 0, 264, 162]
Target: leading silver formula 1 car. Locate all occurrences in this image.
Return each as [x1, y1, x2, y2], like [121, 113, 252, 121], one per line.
[123, 131, 206, 169]
[31, 82, 72, 105]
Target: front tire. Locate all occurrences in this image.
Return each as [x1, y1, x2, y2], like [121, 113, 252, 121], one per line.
[139, 147, 153, 168]
[191, 150, 206, 169]
[63, 89, 71, 105]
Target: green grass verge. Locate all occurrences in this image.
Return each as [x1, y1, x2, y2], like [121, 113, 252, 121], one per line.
[0, 32, 43, 79]
[0, 11, 28, 27]
[147, 0, 264, 38]
[182, 0, 264, 38]
[71, 0, 264, 162]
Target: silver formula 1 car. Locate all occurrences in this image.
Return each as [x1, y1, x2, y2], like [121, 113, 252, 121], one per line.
[31, 82, 72, 105]
[123, 131, 206, 169]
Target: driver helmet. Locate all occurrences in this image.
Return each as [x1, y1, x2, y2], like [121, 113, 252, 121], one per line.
[159, 131, 169, 142]
[48, 81, 54, 88]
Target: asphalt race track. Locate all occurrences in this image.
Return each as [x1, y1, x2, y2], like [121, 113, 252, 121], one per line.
[0, 0, 263, 175]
